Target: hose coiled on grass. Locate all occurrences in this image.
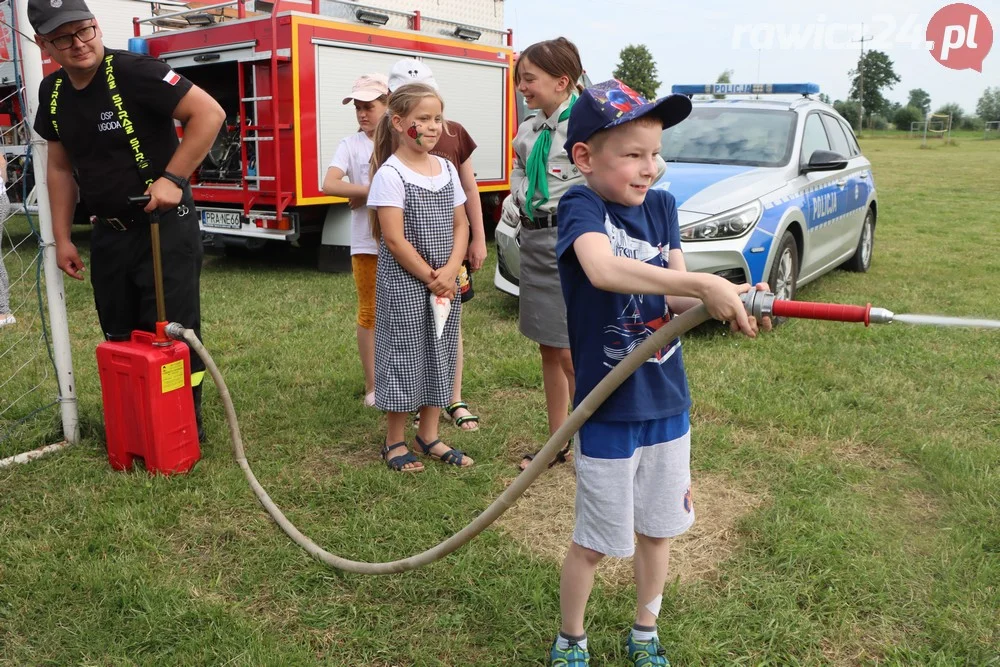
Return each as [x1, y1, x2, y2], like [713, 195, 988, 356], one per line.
[169, 303, 712, 574]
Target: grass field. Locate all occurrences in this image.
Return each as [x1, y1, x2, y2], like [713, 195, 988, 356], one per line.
[1, 135, 998, 665]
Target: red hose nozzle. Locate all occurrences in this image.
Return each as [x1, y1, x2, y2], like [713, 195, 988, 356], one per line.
[741, 292, 894, 326]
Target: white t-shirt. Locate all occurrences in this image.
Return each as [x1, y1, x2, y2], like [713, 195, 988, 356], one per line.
[329, 132, 377, 255]
[367, 155, 467, 213]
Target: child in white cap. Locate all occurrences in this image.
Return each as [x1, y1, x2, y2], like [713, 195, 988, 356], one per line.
[322, 73, 390, 407]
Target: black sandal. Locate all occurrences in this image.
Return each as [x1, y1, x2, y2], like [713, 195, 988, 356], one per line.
[445, 401, 480, 431]
[415, 434, 472, 468]
[381, 441, 423, 473]
[519, 440, 573, 470]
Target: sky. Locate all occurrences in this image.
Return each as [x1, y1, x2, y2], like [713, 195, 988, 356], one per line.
[503, 0, 997, 115]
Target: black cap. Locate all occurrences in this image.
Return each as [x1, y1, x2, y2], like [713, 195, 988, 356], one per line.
[564, 79, 692, 163]
[28, 0, 95, 36]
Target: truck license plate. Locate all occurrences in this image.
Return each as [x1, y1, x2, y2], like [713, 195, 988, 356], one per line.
[202, 210, 242, 230]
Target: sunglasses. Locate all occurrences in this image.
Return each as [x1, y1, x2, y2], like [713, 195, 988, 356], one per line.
[45, 24, 97, 51]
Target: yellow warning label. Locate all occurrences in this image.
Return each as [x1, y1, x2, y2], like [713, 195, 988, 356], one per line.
[161, 359, 185, 394]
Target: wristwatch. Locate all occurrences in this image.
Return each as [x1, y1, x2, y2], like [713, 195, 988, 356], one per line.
[161, 170, 189, 189]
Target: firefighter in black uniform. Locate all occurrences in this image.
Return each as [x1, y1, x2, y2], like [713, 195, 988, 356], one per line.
[30, 0, 225, 439]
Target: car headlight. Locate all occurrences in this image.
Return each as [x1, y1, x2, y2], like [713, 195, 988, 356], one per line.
[680, 201, 762, 241]
[498, 195, 521, 229]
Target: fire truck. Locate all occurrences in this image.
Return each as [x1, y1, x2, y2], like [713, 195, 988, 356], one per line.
[118, 0, 516, 271]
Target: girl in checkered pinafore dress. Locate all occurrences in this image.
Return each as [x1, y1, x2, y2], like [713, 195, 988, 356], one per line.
[366, 83, 474, 472]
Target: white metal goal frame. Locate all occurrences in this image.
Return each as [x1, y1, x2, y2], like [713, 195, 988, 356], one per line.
[910, 120, 948, 137]
[1, 0, 79, 466]
[922, 113, 952, 146]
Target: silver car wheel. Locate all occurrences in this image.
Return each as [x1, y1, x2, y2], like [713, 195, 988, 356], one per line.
[860, 212, 874, 269]
[774, 248, 795, 300]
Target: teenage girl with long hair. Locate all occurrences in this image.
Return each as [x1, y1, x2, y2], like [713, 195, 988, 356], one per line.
[512, 38, 586, 470]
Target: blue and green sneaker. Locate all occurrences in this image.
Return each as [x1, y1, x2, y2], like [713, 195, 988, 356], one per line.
[626, 632, 670, 667]
[549, 638, 589, 666]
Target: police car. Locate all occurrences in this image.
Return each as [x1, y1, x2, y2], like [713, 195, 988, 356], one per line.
[494, 83, 877, 302]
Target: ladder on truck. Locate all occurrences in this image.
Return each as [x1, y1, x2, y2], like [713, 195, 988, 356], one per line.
[236, 11, 293, 222]
[134, 0, 296, 222]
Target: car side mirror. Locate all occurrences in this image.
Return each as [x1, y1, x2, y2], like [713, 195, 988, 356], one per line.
[803, 149, 848, 172]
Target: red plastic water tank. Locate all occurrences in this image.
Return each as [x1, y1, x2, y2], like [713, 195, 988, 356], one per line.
[96, 330, 201, 475]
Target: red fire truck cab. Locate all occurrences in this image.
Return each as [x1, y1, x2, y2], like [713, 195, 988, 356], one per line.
[136, 0, 515, 270]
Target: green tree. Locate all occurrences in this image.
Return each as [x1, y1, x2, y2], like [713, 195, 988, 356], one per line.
[834, 100, 862, 130]
[975, 87, 1000, 122]
[848, 50, 901, 124]
[893, 105, 923, 130]
[612, 44, 661, 99]
[713, 69, 733, 99]
[870, 115, 890, 131]
[907, 88, 931, 115]
[934, 103, 964, 127]
[819, 93, 832, 105]
[960, 116, 985, 131]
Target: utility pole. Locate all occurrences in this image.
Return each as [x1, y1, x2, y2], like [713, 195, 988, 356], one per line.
[853, 23, 873, 132]
[755, 48, 761, 99]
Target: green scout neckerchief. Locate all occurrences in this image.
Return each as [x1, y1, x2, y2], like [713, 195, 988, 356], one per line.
[524, 94, 576, 219]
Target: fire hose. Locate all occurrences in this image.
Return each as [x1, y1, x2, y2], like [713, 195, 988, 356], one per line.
[164, 293, 995, 575]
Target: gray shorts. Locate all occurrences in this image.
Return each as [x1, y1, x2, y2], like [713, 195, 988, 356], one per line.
[573, 416, 694, 557]
[518, 226, 569, 348]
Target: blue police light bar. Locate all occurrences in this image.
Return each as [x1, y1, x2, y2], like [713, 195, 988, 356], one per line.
[671, 83, 820, 96]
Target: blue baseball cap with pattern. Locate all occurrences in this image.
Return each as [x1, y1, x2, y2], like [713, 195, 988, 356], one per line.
[564, 79, 692, 162]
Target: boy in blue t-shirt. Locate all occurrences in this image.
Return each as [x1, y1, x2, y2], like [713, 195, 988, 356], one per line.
[549, 80, 769, 666]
